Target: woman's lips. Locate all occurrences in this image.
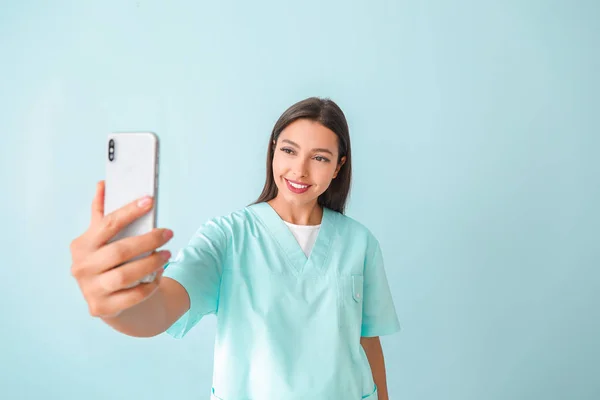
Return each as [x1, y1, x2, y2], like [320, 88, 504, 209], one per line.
[285, 178, 311, 194]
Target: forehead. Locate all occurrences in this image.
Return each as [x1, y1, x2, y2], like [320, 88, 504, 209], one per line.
[278, 119, 338, 150]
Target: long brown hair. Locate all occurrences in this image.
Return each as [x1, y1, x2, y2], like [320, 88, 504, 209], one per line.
[252, 97, 352, 214]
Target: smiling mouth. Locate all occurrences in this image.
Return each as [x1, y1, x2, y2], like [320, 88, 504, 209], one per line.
[285, 178, 311, 194]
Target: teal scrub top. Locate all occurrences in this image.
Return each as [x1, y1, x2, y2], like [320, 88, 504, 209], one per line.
[162, 202, 401, 400]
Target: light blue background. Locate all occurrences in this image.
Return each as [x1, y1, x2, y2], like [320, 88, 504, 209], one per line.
[1, 1, 598, 399]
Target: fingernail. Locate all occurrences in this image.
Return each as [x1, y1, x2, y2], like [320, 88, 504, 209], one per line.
[163, 229, 173, 240]
[161, 250, 171, 261]
[137, 196, 152, 208]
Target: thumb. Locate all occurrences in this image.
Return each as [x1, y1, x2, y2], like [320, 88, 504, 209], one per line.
[91, 180, 105, 225]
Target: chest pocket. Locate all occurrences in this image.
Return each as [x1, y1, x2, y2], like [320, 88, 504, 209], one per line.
[352, 274, 364, 302]
[338, 274, 364, 333]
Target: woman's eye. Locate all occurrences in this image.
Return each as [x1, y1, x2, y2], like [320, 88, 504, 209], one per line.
[279, 147, 328, 162]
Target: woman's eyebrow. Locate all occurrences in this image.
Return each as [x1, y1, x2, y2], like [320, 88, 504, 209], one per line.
[281, 139, 334, 156]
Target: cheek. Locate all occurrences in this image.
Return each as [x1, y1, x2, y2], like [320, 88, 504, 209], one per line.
[274, 153, 295, 170]
[271, 157, 285, 179]
[313, 166, 336, 186]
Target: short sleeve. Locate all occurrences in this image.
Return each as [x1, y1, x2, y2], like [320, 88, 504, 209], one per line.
[162, 218, 227, 339]
[361, 240, 401, 337]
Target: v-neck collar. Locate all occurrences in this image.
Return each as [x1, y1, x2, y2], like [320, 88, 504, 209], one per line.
[249, 202, 337, 276]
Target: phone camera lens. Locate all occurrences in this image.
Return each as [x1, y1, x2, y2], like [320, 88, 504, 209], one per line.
[108, 139, 115, 162]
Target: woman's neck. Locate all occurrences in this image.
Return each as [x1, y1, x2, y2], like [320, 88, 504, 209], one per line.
[267, 197, 323, 226]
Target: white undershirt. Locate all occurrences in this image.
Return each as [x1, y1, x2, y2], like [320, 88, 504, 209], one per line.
[283, 221, 321, 258]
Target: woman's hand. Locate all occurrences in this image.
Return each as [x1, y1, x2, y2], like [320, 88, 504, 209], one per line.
[70, 181, 174, 319]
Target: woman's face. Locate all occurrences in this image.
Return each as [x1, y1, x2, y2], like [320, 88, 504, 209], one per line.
[272, 119, 346, 208]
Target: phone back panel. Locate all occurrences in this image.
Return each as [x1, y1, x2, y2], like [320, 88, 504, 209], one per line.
[105, 132, 159, 247]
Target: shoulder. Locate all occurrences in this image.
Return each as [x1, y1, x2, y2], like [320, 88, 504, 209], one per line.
[334, 210, 380, 250]
[201, 206, 257, 235]
[335, 212, 388, 270]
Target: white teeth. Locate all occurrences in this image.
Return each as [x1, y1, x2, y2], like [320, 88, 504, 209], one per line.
[288, 180, 308, 189]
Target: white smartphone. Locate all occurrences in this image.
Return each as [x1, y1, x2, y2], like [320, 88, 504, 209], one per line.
[104, 132, 160, 287]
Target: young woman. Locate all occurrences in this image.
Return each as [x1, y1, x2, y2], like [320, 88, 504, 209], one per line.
[70, 97, 400, 400]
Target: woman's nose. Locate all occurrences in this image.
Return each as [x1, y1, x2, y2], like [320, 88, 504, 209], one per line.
[292, 159, 309, 178]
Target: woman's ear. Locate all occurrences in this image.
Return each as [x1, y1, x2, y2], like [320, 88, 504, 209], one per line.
[333, 156, 347, 179]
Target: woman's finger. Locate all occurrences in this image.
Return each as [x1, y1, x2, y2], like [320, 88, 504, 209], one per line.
[88, 228, 173, 274]
[87, 195, 154, 247]
[89, 280, 162, 318]
[96, 250, 170, 294]
[90, 181, 105, 226]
